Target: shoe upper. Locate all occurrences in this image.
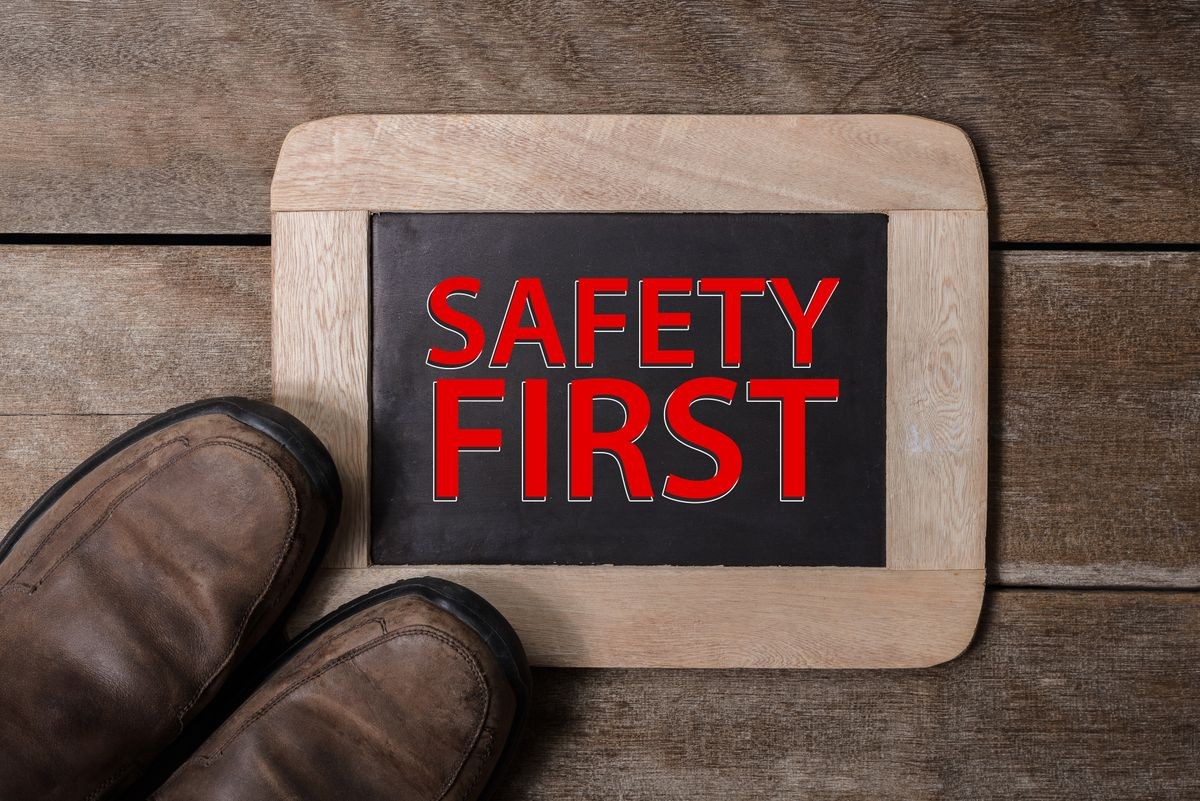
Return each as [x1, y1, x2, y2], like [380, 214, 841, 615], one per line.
[0, 403, 336, 801]
[151, 590, 523, 801]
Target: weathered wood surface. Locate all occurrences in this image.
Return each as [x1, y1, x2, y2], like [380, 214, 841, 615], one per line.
[272, 114, 987, 213]
[1, 246, 1195, 586]
[292, 566, 985, 668]
[991, 251, 1199, 587]
[272, 212, 371, 568]
[1, 1, 1197, 241]
[497, 590, 1200, 800]
[0, 246, 270, 414]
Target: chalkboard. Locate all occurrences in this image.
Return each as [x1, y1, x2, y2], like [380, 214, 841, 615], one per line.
[371, 212, 888, 566]
[273, 114, 989, 667]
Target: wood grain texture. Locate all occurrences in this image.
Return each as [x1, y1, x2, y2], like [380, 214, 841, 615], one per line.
[289, 566, 984, 668]
[0, 248, 1194, 585]
[494, 590, 1200, 800]
[887, 211, 988, 569]
[271, 212, 370, 568]
[0, 1, 1196, 240]
[0, 246, 270, 414]
[273, 114, 984, 212]
[991, 250, 1200, 587]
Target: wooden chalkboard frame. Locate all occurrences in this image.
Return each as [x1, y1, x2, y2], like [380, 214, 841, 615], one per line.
[271, 114, 988, 668]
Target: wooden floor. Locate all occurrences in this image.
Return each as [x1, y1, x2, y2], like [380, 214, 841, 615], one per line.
[1, 2, 1196, 797]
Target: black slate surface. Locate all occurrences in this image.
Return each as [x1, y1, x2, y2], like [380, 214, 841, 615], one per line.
[371, 212, 887, 566]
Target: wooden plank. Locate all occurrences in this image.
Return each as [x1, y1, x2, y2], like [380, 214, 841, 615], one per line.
[1, 2, 1196, 240]
[0, 247, 1195, 585]
[991, 251, 1200, 587]
[495, 590, 1200, 800]
[287, 566, 984, 668]
[0, 245, 270, 414]
[273, 114, 985, 213]
[886, 211, 987, 570]
[271, 212, 370, 568]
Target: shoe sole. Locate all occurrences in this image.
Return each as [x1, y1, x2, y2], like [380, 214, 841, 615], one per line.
[260, 576, 533, 801]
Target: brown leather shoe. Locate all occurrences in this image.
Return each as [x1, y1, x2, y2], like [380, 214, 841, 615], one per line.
[151, 578, 531, 801]
[0, 398, 340, 801]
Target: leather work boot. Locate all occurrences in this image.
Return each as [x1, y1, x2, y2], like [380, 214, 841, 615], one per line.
[152, 577, 531, 801]
[0, 397, 340, 801]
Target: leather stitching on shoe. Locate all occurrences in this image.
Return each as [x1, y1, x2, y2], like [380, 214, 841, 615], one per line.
[176, 438, 299, 720]
[200, 624, 491, 801]
[79, 436, 299, 801]
[459, 725, 496, 801]
[0, 437, 188, 593]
